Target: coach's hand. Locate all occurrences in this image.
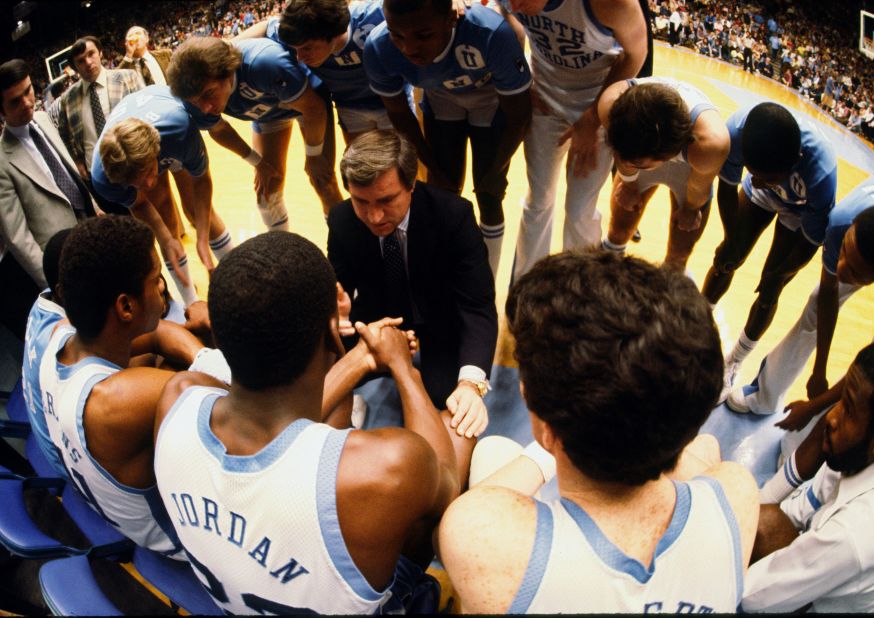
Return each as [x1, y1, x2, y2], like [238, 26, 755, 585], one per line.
[447, 382, 489, 438]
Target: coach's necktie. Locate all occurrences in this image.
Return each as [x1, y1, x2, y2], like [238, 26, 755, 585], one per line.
[89, 82, 106, 136]
[137, 57, 154, 86]
[28, 125, 88, 216]
[383, 231, 412, 322]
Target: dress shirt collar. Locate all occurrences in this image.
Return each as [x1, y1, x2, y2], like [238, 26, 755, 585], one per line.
[6, 121, 32, 137]
[84, 67, 108, 90]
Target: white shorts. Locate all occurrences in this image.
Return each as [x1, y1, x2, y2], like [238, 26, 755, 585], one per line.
[252, 116, 295, 135]
[742, 175, 803, 233]
[336, 106, 393, 134]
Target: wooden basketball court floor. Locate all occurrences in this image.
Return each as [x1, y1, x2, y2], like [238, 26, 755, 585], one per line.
[186, 42, 874, 410]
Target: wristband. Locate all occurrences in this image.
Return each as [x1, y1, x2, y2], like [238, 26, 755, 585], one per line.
[522, 440, 557, 483]
[617, 169, 639, 183]
[305, 142, 324, 157]
[189, 347, 232, 385]
[243, 148, 262, 167]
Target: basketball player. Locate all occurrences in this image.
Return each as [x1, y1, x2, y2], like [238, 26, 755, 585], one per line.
[438, 250, 758, 613]
[495, 0, 648, 282]
[727, 184, 874, 416]
[700, 102, 837, 401]
[363, 0, 532, 276]
[167, 36, 343, 227]
[743, 343, 874, 613]
[597, 77, 729, 270]
[153, 232, 473, 614]
[38, 216, 227, 557]
[92, 85, 233, 319]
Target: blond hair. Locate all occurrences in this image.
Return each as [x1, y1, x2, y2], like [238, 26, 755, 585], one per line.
[99, 118, 160, 185]
[340, 130, 418, 189]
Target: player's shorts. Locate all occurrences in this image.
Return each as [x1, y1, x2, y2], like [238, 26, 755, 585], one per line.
[635, 158, 693, 205]
[423, 87, 499, 128]
[742, 174, 803, 233]
[252, 117, 295, 135]
[337, 106, 393, 134]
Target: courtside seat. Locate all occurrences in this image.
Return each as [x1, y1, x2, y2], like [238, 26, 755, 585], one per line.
[39, 555, 122, 616]
[0, 476, 80, 559]
[132, 547, 223, 615]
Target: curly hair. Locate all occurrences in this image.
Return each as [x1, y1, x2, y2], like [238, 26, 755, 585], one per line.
[506, 250, 723, 485]
[60, 216, 155, 340]
[209, 232, 337, 390]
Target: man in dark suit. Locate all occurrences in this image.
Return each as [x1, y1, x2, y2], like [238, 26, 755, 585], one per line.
[328, 130, 497, 438]
[0, 59, 95, 341]
[118, 26, 172, 87]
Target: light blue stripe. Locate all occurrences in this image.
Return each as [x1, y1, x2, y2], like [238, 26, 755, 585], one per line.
[196, 395, 312, 472]
[508, 500, 553, 614]
[315, 429, 384, 602]
[696, 476, 744, 606]
[806, 485, 822, 511]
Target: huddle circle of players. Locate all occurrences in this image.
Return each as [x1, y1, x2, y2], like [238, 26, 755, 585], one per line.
[6, 0, 874, 613]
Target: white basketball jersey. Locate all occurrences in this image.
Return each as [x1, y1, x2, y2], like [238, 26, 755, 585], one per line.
[154, 386, 394, 614]
[510, 478, 743, 613]
[498, 0, 621, 120]
[39, 325, 183, 557]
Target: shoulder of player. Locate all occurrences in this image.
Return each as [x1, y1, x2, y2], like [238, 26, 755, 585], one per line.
[154, 370, 221, 426]
[696, 461, 759, 564]
[689, 110, 730, 170]
[88, 366, 176, 416]
[588, 0, 644, 32]
[438, 486, 537, 613]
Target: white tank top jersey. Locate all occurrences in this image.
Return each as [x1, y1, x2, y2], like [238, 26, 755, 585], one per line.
[39, 325, 184, 557]
[497, 0, 621, 120]
[154, 386, 396, 614]
[509, 478, 744, 613]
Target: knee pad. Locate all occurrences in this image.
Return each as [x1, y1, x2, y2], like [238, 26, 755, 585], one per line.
[257, 192, 289, 231]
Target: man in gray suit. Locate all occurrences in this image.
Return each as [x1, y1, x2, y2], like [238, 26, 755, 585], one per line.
[0, 59, 95, 341]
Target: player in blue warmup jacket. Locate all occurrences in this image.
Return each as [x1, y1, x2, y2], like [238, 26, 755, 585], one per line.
[167, 36, 342, 229]
[364, 0, 532, 277]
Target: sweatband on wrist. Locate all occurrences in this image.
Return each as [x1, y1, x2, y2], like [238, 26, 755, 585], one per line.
[305, 142, 324, 157]
[618, 170, 639, 183]
[243, 149, 262, 166]
[522, 441, 556, 483]
[189, 347, 232, 385]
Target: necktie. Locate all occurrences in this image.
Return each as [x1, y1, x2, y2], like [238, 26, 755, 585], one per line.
[89, 82, 106, 136]
[28, 125, 88, 216]
[383, 231, 412, 322]
[138, 57, 154, 86]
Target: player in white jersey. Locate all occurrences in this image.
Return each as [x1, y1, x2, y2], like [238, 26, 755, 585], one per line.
[494, 0, 648, 282]
[38, 215, 222, 556]
[154, 232, 474, 614]
[597, 77, 729, 269]
[438, 250, 758, 613]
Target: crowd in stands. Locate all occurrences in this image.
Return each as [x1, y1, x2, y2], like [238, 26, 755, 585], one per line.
[651, 0, 874, 141]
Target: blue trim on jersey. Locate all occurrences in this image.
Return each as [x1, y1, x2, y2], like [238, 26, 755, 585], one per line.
[196, 394, 313, 472]
[806, 485, 822, 511]
[74, 372, 157, 495]
[55, 339, 120, 383]
[143, 483, 184, 556]
[581, 0, 613, 36]
[822, 178, 874, 274]
[695, 477, 744, 606]
[508, 500, 553, 613]
[559, 481, 691, 584]
[315, 428, 384, 602]
[156, 385, 227, 454]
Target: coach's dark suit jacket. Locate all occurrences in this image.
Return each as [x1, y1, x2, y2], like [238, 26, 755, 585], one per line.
[328, 182, 498, 405]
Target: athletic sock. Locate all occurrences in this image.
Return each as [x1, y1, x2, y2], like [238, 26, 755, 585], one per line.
[209, 230, 234, 261]
[728, 329, 757, 364]
[601, 237, 627, 254]
[481, 222, 504, 278]
[760, 451, 803, 504]
[257, 191, 289, 232]
[165, 255, 199, 307]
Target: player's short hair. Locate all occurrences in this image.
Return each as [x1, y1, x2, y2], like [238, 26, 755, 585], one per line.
[607, 83, 693, 163]
[741, 102, 801, 174]
[99, 118, 161, 185]
[43, 228, 73, 300]
[166, 37, 242, 100]
[209, 232, 338, 390]
[340, 129, 418, 190]
[853, 206, 874, 267]
[854, 343, 874, 420]
[383, 0, 452, 17]
[69, 36, 102, 62]
[278, 0, 350, 46]
[0, 59, 29, 115]
[60, 216, 155, 340]
[506, 250, 723, 486]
